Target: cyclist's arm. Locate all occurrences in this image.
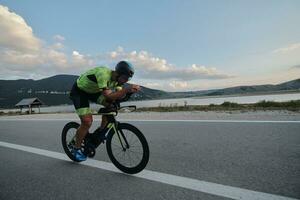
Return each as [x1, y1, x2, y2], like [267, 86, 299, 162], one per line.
[102, 88, 129, 102]
[102, 85, 140, 102]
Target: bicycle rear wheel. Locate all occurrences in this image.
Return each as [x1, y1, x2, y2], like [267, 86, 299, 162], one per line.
[106, 123, 149, 174]
[61, 121, 80, 162]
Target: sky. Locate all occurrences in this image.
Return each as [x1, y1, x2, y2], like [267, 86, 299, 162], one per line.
[0, 0, 300, 91]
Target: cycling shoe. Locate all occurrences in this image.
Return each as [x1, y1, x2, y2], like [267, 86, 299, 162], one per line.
[72, 148, 87, 162]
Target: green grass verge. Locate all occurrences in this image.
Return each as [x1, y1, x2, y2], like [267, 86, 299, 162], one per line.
[136, 100, 300, 112]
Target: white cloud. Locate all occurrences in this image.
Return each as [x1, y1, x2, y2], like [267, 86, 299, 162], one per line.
[51, 42, 64, 50]
[71, 50, 94, 68]
[272, 43, 300, 54]
[144, 82, 160, 88]
[169, 81, 189, 89]
[45, 49, 68, 67]
[116, 46, 124, 52]
[72, 51, 81, 57]
[0, 5, 235, 91]
[104, 47, 233, 80]
[53, 34, 65, 42]
[0, 5, 41, 52]
[0, 5, 95, 76]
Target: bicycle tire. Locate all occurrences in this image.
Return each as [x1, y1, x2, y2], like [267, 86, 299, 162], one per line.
[61, 121, 80, 162]
[106, 123, 149, 174]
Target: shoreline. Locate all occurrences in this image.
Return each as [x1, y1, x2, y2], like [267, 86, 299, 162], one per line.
[190, 90, 300, 99]
[1, 91, 300, 111]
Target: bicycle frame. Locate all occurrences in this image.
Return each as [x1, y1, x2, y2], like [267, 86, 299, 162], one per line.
[62, 102, 149, 173]
[101, 113, 129, 150]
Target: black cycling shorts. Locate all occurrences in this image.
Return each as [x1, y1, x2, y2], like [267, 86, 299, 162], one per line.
[69, 83, 104, 116]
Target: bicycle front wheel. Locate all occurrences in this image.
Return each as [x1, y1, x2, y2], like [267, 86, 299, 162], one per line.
[106, 123, 149, 174]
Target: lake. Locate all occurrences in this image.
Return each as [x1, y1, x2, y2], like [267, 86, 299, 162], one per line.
[2, 92, 299, 114]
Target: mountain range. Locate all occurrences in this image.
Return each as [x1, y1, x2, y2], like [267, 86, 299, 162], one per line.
[0, 75, 299, 108]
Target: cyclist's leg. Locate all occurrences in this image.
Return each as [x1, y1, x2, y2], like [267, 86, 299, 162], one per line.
[101, 115, 108, 129]
[76, 114, 92, 148]
[96, 94, 111, 129]
[70, 83, 93, 148]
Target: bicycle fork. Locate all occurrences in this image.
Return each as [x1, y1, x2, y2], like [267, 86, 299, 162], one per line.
[109, 123, 130, 151]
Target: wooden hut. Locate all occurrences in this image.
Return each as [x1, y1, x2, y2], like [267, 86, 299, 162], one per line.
[15, 98, 44, 114]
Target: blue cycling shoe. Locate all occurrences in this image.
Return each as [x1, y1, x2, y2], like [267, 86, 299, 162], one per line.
[72, 148, 87, 162]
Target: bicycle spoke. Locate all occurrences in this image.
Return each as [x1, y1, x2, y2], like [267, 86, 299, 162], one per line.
[122, 131, 140, 147]
[66, 128, 77, 150]
[67, 134, 75, 143]
[113, 149, 124, 160]
[129, 152, 142, 162]
[128, 150, 142, 162]
[127, 151, 133, 166]
[114, 149, 124, 158]
[130, 138, 140, 146]
[108, 125, 148, 172]
[122, 151, 127, 166]
[111, 142, 122, 148]
[111, 145, 123, 153]
[128, 149, 143, 154]
[127, 131, 135, 144]
[112, 137, 142, 167]
[129, 144, 142, 149]
[112, 134, 128, 164]
[111, 142, 124, 152]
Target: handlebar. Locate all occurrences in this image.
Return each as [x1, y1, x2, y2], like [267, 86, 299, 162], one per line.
[114, 92, 133, 107]
[97, 92, 135, 115]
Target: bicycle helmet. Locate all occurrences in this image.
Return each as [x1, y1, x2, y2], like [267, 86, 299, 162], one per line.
[115, 61, 134, 78]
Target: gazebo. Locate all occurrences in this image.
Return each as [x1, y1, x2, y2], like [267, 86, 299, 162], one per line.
[15, 98, 44, 114]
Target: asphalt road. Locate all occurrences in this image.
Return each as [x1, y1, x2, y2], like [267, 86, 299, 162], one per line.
[0, 119, 299, 200]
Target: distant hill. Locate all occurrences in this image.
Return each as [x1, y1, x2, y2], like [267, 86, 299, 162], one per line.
[0, 75, 299, 108]
[205, 79, 300, 96]
[0, 75, 78, 108]
[0, 75, 172, 108]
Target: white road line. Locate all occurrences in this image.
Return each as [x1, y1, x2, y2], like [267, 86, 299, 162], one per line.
[0, 118, 300, 123]
[128, 119, 300, 123]
[0, 141, 298, 200]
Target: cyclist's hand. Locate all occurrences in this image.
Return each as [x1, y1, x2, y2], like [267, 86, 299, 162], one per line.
[128, 85, 141, 93]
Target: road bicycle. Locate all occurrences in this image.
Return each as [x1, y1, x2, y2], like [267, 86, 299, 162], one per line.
[61, 94, 149, 174]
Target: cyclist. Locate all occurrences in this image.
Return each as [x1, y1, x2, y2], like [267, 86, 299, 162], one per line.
[69, 61, 141, 161]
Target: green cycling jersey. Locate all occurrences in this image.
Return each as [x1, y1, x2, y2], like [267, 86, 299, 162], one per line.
[76, 66, 120, 93]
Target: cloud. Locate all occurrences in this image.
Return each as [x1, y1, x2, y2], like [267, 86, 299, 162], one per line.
[0, 50, 42, 70]
[0, 5, 95, 76]
[169, 81, 189, 89]
[51, 42, 64, 50]
[104, 47, 234, 80]
[53, 34, 65, 42]
[272, 43, 300, 54]
[0, 5, 41, 52]
[144, 82, 160, 88]
[71, 50, 94, 67]
[0, 4, 234, 91]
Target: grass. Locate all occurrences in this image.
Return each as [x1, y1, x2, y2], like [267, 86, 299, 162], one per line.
[135, 100, 300, 112]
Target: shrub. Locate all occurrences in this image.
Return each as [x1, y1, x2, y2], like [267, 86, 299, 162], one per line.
[255, 100, 279, 107]
[221, 101, 239, 107]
